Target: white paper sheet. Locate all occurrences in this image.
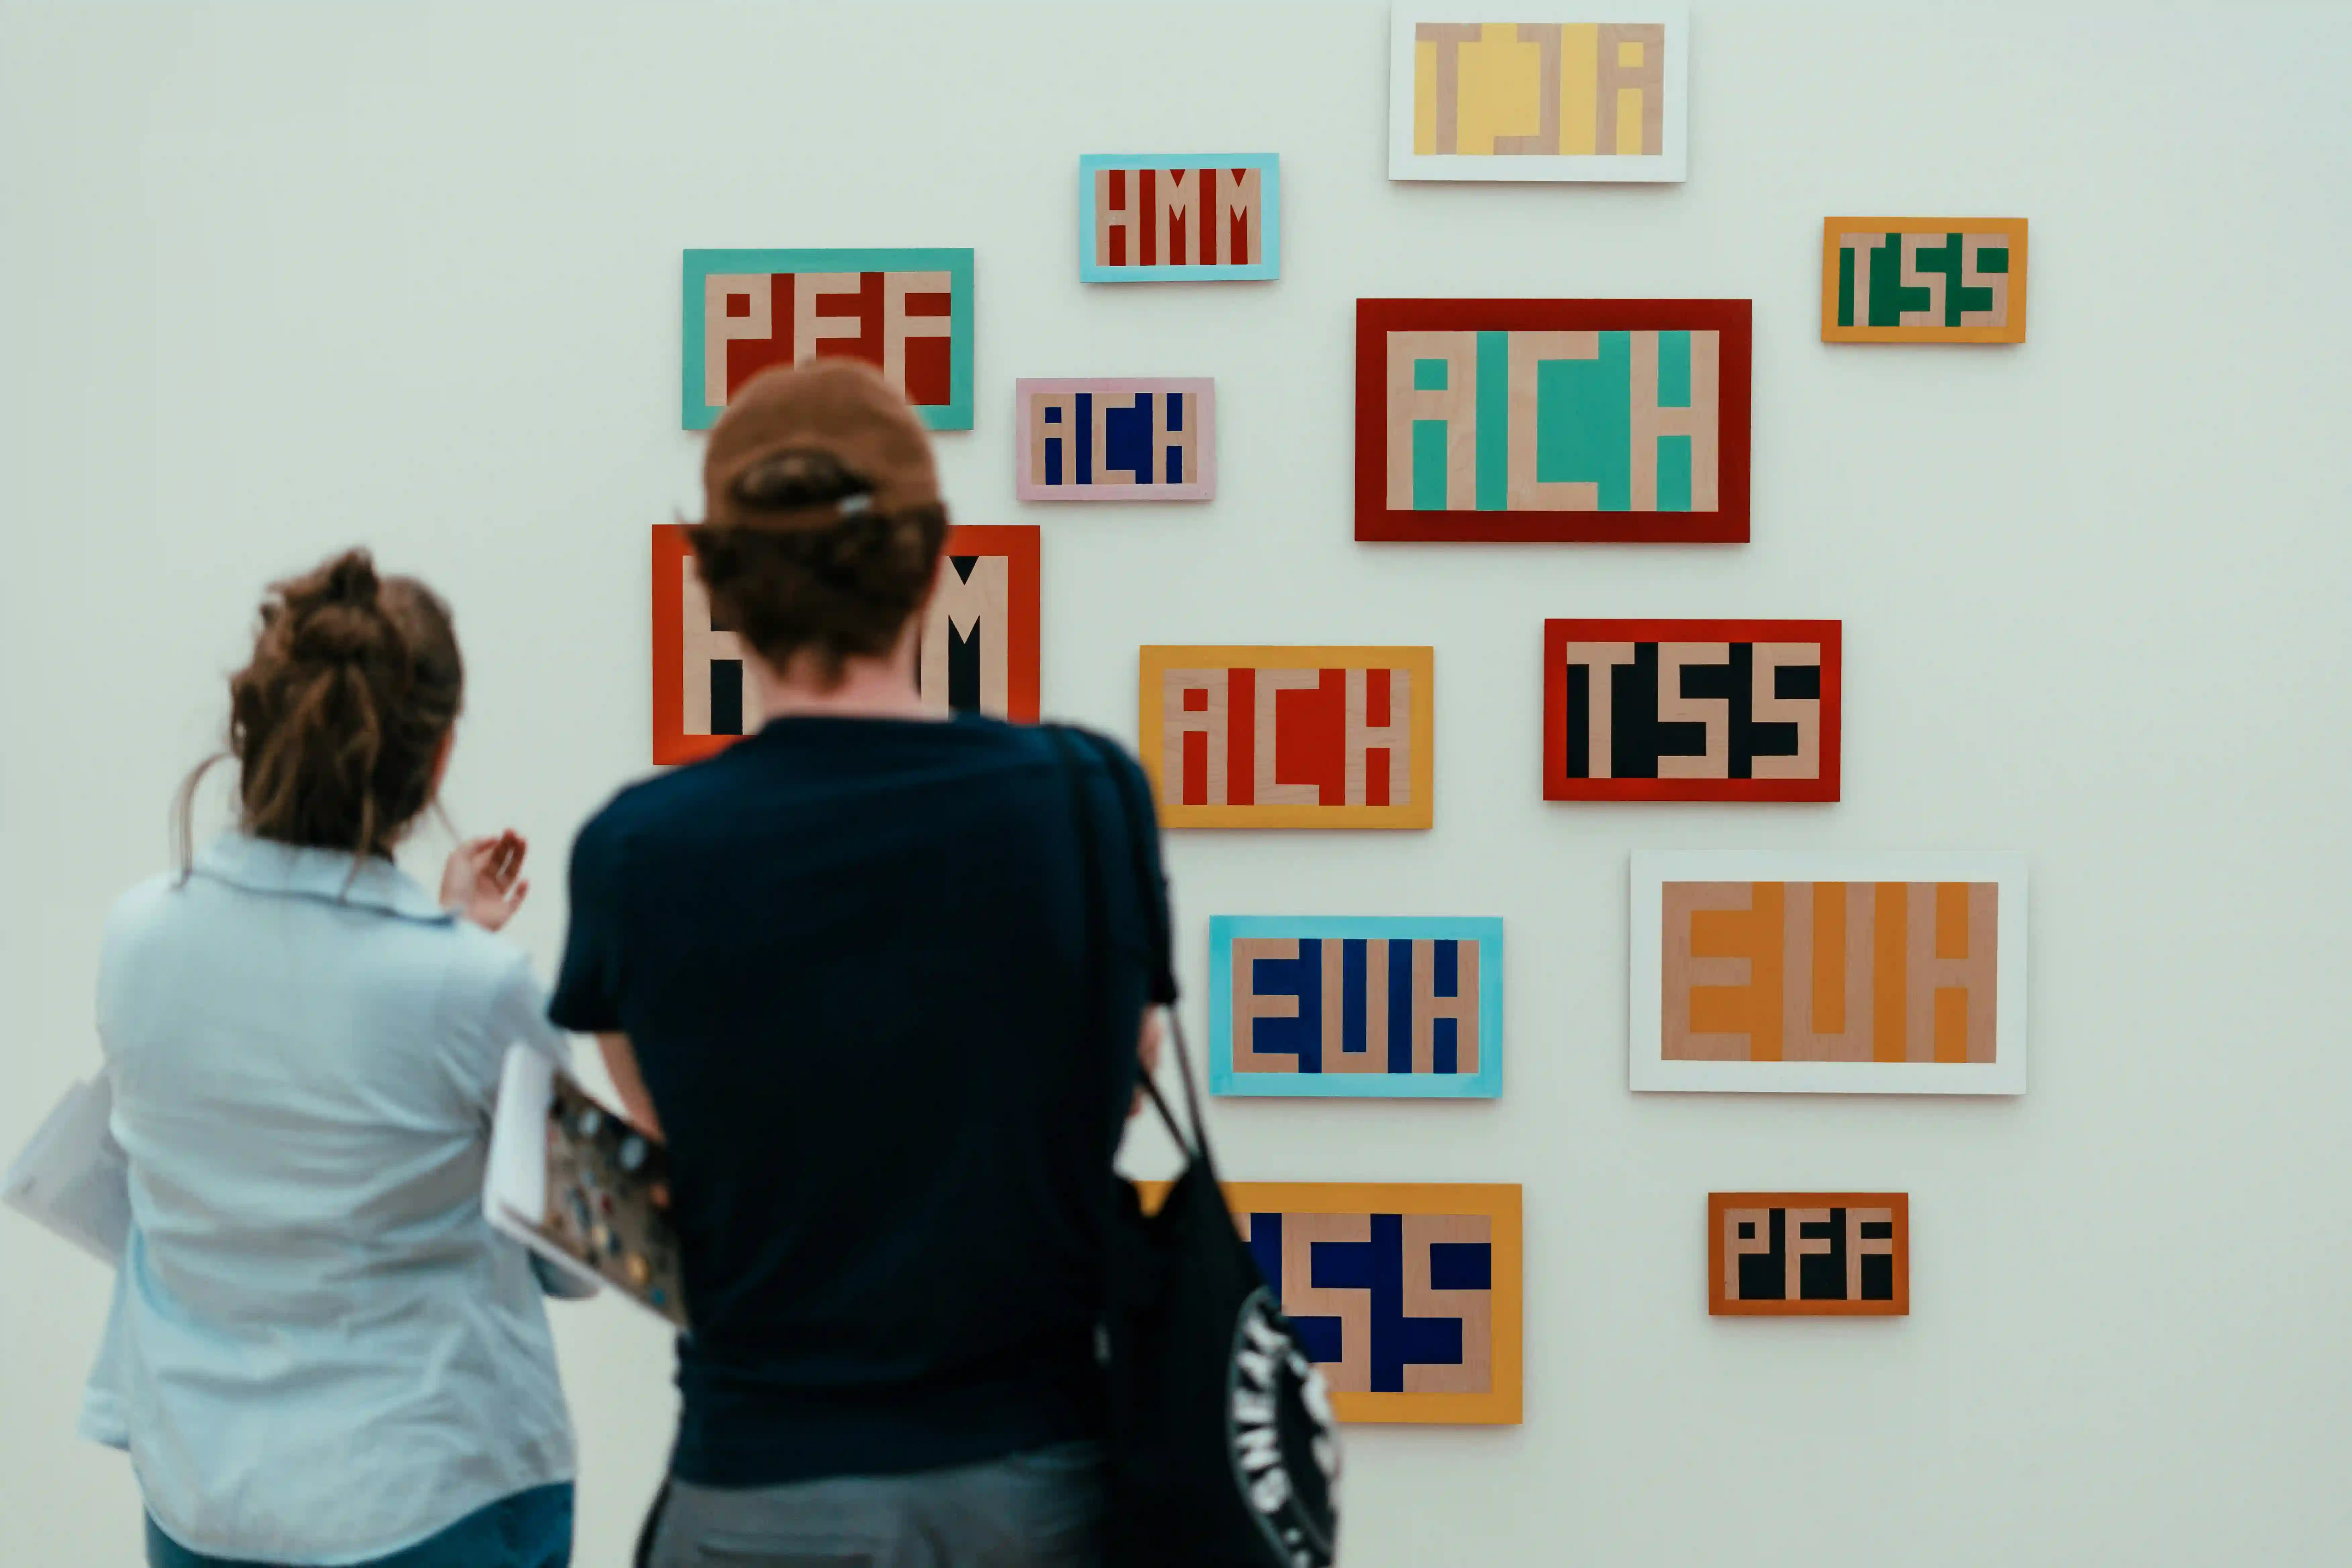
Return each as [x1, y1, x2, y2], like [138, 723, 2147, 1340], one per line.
[4, 1075, 130, 1266]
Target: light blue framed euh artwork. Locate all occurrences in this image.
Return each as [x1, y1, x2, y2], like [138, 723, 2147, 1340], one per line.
[681, 248, 975, 431]
[1208, 916, 1503, 1098]
[1078, 155, 1280, 283]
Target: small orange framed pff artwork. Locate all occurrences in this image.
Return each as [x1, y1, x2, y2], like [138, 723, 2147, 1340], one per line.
[1168, 1182, 1522, 1424]
[1822, 218, 2027, 344]
[1709, 1193, 1909, 1317]
[650, 523, 1039, 765]
[1138, 647, 1435, 830]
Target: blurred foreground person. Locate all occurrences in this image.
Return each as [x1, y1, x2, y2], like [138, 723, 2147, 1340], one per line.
[87, 549, 577, 1567]
[553, 361, 1173, 1568]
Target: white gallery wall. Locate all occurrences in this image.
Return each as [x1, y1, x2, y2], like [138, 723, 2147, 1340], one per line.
[4, 1, 2349, 1562]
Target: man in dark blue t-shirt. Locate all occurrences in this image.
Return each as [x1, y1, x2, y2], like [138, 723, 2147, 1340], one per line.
[552, 361, 1173, 1565]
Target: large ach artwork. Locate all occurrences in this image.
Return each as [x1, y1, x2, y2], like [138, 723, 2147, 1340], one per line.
[1356, 299, 1751, 542]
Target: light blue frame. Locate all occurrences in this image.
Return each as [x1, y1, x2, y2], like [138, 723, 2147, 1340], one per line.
[1206, 915, 1504, 1099]
[680, 248, 975, 431]
[1077, 155, 1281, 283]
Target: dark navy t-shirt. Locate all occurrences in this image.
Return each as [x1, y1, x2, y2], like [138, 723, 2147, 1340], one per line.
[549, 715, 1173, 1487]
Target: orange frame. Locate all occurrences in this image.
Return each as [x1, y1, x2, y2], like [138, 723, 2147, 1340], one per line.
[1820, 217, 2028, 344]
[1141, 1179, 1522, 1424]
[651, 523, 1041, 765]
[1137, 645, 1435, 830]
[1707, 1192, 1910, 1317]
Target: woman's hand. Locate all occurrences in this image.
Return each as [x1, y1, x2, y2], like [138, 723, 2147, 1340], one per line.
[441, 830, 530, 931]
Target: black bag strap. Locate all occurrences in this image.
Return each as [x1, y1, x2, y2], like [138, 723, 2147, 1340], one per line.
[1047, 726, 1210, 1166]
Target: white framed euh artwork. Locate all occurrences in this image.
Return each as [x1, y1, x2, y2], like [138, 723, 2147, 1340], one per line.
[1630, 851, 2029, 1095]
[1389, 5, 1689, 182]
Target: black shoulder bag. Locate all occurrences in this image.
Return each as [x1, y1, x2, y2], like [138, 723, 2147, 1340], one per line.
[1049, 727, 1340, 1568]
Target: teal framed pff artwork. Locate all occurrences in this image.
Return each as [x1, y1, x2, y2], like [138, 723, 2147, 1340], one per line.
[682, 248, 975, 431]
[1354, 297, 1750, 541]
[1208, 915, 1504, 1098]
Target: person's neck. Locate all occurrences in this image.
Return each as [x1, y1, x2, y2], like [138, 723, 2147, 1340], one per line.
[754, 653, 933, 723]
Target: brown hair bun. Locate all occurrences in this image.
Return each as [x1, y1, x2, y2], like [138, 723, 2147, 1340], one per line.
[176, 547, 464, 868]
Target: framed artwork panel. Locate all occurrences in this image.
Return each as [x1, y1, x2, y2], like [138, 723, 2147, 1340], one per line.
[1209, 916, 1504, 1098]
[1355, 298, 1751, 542]
[1544, 618, 1841, 801]
[1390, 6, 1689, 182]
[651, 523, 1038, 764]
[1137, 1181, 1524, 1425]
[1631, 852, 2028, 1095]
[682, 248, 975, 430]
[1138, 646, 1435, 830]
[1014, 378, 1215, 501]
[1078, 155, 1280, 281]
[1709, 1193, 1910, 1317]
[1822, 218, 2028, 344]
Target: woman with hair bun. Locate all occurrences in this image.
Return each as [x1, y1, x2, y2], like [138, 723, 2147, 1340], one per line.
[554, 360, 1175, 1568]
[83, 549, 578, 1568]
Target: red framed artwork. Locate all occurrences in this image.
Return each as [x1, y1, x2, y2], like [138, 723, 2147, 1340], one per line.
[1355, 298, 1751, 543]
[650, 522, 1040, 765]
[1708, 1193, 1910, 1318]
[1543, 618, 1840, 802]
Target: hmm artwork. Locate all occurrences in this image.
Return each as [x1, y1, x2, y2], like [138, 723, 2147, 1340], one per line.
[1355, 299, 1751, 542]
[1709, 1194, 1910, 1317]
[1138, 646, 1435, 830]
[1209, 916, 1503, 1099]
[1822, 218, 2028, 344]
[650, 523, 1038, 764]
[1544, 619, 1841, 802]
[1079, 155, 1280, 282]
[1631, 853, 2029, 1095]
[682, 249, 975, 431]
[1228, 1183, 1522, 1425]
[1014, 379, 1215, 502]
[1390, 7, 1689, 182]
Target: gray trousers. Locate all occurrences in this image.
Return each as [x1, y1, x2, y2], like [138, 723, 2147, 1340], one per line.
[647, 1442, 1105, 1568]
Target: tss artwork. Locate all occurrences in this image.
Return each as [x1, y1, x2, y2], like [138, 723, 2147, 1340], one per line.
[1218, 1182, 1523, 1425]
[1544, 619, 1841, 801]
[1821, 218, 2028, 344]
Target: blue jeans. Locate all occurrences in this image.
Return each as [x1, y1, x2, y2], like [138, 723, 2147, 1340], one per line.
[147, 1482, 573, 1568]
[647, 1442, 1103, 1567]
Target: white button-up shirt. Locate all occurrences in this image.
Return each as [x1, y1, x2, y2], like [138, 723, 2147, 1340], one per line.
[81, 834, 576, 1563]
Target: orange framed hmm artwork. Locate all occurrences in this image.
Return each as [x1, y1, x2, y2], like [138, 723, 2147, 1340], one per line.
[1708, 1193, 1910, 1317]
[650, 523, 1039, 765]
[1821, 218, 2028, 344]
[1141, 1181, 1523, 1424]
[1138, 646, 1435, 830]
